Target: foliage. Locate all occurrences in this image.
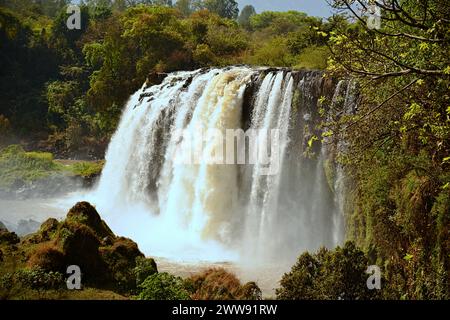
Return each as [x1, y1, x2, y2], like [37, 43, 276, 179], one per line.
[0, 1, 335, 154]
[326, 0, 450, 299]
[138, 272, 190, 300]
[185, 268, 262, 300]
[295, 46, 329, 70]
[277, 242, 379, 300]
[134, 256, 158, 287]
[66, 160, 104, 178]
[0, 145, 105, 194]
[14, 267, 65, 290]
[237, 5, 255, 30]
[0, 145, 60, 190]
[195, 0, 238, 19]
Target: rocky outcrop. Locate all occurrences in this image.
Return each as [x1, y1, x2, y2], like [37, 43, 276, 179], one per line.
[0, 225, 20, 245]
[22, 202, 150, 292]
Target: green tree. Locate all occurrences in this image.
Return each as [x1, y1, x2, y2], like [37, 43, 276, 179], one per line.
[195, 0, 238, 19]
[277, 242, 380, 300]
[327, 0, 450, 299]
[237, 4, 255, 30]
[175, 0, 192, 17]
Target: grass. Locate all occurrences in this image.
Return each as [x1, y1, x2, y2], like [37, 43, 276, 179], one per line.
[0, 145, 60, 190]
[64, 161, 105, 178]
[0, 145, 104, 191]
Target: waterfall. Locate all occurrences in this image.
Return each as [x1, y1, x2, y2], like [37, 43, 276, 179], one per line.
[87, 67, 353, 263]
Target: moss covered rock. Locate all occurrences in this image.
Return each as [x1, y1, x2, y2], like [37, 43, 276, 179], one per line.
[100, 237, 145, 292]
[55, 220, 107, 282]
[27, 243, 66, 272]
[66, 202, 114, 239]
[0, 229, 20, 245]
[21, 202, 149, 292]
[39, 218, 59, 241]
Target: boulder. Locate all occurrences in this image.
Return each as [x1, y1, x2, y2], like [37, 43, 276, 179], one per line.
[66, 202, 115, 239]
[22, 201, 150, 291]
[100, 237, 145, 292]
[55, 220, 107, 281]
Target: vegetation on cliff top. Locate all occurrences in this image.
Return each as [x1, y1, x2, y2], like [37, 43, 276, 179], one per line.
[0, 145, 104, 195]
[0, 0, 338, 156]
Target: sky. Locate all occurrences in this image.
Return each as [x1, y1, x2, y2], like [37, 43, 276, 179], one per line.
[71, 1, 335, 18]
[237, 0, 334, 17]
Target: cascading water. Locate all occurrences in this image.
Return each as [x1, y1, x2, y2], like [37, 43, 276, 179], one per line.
[80, 66, 354, 264]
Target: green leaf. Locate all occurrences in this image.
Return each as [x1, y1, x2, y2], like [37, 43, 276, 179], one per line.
[403, 103, 422, 121]
[404, 254, 414, 261]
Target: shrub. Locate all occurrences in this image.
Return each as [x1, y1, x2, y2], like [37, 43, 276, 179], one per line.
[38, 218, 60, 241]
[0, 229, 20, 245]
[27, 243, 66, 273]
[295, 46, 329, 70]
[68, 161, 104, 178]
[186, 268, 262, 300]
[138, 273, 190, 300]
[100, 237, 145, 292]
[134, 256, 158, 287]
[14, 267, 65, 290]
[277, 242, 380, 300]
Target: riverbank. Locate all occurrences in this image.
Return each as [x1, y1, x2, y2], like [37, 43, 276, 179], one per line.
[0, 145, 104, 200]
